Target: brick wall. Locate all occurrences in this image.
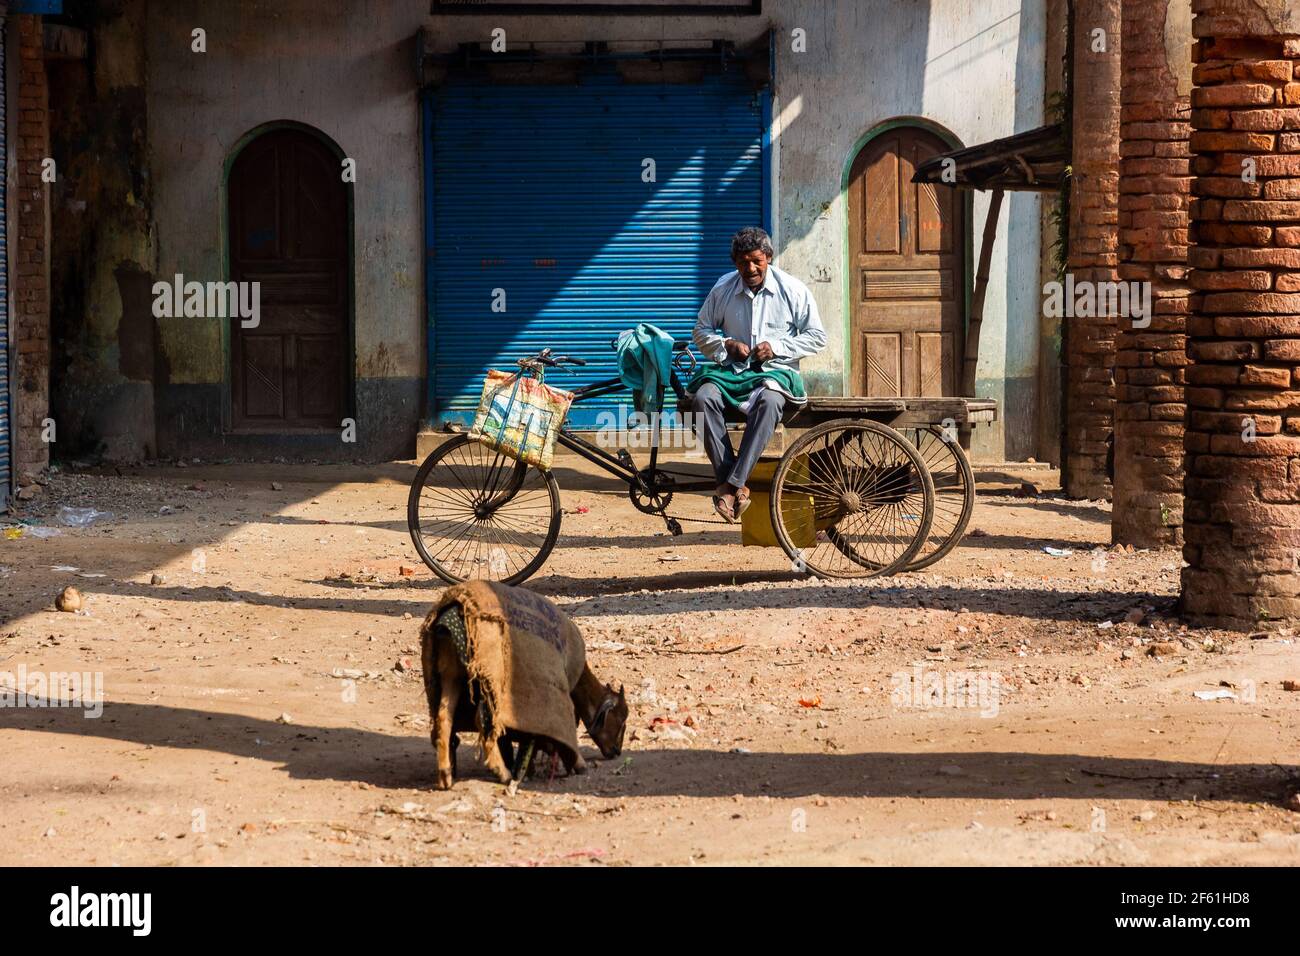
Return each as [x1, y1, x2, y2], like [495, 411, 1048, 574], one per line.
[13, 13, 48, 481]
[1113, 0, 1192, 546]
[1184, 0, 1300, 628]
[1065, 0, 1122, 500]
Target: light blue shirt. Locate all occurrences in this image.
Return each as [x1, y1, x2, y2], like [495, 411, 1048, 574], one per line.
[692, 264, 827, 372]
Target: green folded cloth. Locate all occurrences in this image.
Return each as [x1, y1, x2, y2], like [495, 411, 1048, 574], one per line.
[616, 323, 675, 414]
[685, 363, 806, 411]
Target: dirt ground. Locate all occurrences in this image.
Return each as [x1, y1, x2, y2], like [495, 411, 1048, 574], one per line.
[1, 449, 1297, 867]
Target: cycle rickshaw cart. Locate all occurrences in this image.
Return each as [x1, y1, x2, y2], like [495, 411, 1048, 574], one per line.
[407, 342, 996, 586]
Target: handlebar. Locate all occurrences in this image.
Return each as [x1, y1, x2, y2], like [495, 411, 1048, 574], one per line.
[518, 348, 586, 369]
[541, 353, 585, 367]
[522, 338, 695, 372]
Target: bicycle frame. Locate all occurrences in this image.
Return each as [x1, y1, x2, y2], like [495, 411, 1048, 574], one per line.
[554, 370, 715, 496]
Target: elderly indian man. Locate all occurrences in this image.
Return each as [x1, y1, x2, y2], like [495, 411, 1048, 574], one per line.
[690, 227, 827, 522]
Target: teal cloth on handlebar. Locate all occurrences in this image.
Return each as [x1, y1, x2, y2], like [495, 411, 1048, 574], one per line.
[616, 323, 676, 415]
[685, 363, 807, 410]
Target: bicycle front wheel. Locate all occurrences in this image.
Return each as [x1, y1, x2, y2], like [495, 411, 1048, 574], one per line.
[407, 434, 562, 586]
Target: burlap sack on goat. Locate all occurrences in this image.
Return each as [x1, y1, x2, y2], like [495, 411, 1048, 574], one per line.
[420, 580, 585, 764]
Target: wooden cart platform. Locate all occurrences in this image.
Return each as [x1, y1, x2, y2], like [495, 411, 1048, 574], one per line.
[785, 396, 998, 428]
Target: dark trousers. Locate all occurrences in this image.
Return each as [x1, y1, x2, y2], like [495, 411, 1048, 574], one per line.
[692, 382, 785, 489]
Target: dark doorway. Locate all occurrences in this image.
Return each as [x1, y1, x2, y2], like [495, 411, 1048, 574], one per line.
[227, 127, 349, 430]
[848, 126, 965, 398]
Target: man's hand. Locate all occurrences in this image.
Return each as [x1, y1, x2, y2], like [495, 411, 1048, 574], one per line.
[724, 339, 751, 362]
[752, 341, 776, 364]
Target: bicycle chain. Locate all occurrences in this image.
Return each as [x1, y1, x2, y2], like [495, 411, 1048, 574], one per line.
[623, 459, 737, 527]
[664, 512, 733, 526]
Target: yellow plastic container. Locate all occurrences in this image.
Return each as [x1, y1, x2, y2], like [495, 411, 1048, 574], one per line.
[742, 457, 816, 549]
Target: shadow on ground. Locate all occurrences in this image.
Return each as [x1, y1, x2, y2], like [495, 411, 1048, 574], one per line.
[5, 701, 1290, 805]
[61, 575, 1162, 626]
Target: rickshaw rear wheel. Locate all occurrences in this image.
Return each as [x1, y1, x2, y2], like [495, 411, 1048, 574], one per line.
[901, 425, 976, 570]
[771, 418, 935, 578]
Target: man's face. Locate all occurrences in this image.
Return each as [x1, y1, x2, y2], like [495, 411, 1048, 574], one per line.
[734, 249, 770, 290]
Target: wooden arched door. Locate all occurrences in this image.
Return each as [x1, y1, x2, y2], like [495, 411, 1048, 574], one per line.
[228, 128, 349, 429]
[848, 126, 964, 397]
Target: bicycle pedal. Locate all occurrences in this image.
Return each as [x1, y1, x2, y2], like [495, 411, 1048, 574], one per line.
[665, 518, 682, 536]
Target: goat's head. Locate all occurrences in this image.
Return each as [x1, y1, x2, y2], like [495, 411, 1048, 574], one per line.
[587, 683, 628, 759]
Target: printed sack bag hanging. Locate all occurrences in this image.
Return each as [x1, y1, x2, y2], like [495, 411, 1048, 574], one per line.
[467, 369, 574, 470]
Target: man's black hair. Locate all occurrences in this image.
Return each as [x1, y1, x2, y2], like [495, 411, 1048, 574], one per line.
[731, 226, 774, 261]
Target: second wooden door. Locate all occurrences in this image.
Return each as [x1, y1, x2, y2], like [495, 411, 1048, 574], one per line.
[848, 127, 964, 398]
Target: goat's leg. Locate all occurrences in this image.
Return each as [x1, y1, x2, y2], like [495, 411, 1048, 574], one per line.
[483, 732, 514, 785]
[424, 648, 440, 760]
[496, 736, 515, 777]
[562, 748, 588, 776]
[471, 690, 515, 785]
[427, 690, 440, 758]
[434, 643, 463, 790]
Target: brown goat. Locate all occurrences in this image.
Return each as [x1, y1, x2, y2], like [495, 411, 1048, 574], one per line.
[426, 605, 628, 790]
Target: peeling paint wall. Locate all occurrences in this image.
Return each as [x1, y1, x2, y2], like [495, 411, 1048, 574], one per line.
[149, 13, 408, 385]
[49, 0, 156, 461]
[143, 0, 424, 460]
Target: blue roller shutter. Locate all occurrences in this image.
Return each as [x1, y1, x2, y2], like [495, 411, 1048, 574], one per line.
[426, 71, 766, 428]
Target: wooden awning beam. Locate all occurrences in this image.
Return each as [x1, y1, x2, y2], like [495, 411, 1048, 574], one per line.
[912, 122, 1066, 192]
[961, 189, 1005, 398]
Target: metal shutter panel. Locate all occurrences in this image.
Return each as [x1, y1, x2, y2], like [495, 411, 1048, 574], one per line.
[427, 72, 765, 429]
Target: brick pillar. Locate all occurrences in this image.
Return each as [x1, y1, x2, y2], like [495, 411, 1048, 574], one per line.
[1113, 1, 1193, 546]
[13, 14, 48, 481]
[1184, 0, 1300, 628]
[1065, 0, 1122, 499]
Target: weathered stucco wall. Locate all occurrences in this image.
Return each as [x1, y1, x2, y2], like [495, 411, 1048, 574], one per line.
[129, 0, 1047, 460]
[768, 0, 1046, 459]
[146, 0, 426, 459]
[50, 0, 156, 462]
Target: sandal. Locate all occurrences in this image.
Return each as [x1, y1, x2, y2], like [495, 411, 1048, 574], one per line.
[734, 489, 752, 518]
[713, 494, 736, 523]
